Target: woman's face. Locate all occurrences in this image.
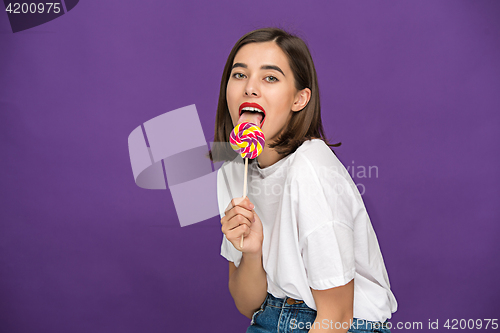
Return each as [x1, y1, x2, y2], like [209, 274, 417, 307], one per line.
[226, 41, 304, 143]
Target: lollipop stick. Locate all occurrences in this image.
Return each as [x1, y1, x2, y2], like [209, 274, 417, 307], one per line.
[243, 157, 248, 199]
[240, 157, 248, 249]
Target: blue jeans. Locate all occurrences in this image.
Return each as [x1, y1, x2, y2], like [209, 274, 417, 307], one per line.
[246, 292, 391, 333]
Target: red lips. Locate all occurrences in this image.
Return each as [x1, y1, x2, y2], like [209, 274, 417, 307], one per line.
[239, 102, 266, 127]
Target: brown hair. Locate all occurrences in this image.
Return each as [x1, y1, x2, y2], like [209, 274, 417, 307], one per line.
[208, 27, 341, 162]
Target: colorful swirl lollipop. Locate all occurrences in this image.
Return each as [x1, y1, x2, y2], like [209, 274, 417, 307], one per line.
[229, 121, 265, 249]
[229, 122, 265, 159]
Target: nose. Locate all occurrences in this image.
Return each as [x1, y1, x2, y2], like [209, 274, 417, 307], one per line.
[244, 77, 260, 97]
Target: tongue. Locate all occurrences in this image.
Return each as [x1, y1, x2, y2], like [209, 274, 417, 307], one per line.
[238, 112, 263, 128]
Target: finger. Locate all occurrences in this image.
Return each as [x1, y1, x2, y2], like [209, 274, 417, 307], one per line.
[224, 200, 235, 216]
[226, 197, 254, 215]
[222, 217, 248, 236]
[226, 223, 250, 242]
[221, 213, 251, 238]
[224, 197, 242, 215]
[243, 224, 252, 237]
[228, 213, 252, 231]
[239, 197, 255, 211]
[225, 206, 255, 227]
[225, 198, 255, 220]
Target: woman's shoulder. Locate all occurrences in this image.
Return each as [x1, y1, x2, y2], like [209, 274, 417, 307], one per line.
[291, 139, 346, 177]
[289, 139, 360, 198]
[296, 138, 333, 155]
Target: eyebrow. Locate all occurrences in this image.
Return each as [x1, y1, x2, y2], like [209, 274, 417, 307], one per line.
[232, 63, 285, 77]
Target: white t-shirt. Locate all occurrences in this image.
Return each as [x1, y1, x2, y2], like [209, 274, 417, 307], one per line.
[218, 139, 397, 322]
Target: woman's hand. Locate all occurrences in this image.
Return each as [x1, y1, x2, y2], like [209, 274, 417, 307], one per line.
[221, 197, 263, 255]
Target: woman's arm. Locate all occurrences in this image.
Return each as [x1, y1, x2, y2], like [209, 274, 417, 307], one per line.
[221, 197, 267, 319]
[308, 279, 354, 332]
[228, 254, 268, 319]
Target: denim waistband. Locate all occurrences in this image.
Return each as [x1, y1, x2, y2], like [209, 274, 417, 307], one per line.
[266, 292, 311, 309]
[265, 292, 391, 329]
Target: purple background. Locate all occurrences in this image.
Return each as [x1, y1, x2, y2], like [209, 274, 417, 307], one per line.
[1, 1, 499, 332]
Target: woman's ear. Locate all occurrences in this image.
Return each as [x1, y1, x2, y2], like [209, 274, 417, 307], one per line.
[291, 88, 311, 112]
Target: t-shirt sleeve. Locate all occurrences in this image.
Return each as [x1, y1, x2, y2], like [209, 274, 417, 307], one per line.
[302, 221, 355, 290]
[217, 166, 243, 267]
[293, 157, 359, 290]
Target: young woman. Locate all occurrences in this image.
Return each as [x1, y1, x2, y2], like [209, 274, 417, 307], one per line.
[210, 28, 397, 333]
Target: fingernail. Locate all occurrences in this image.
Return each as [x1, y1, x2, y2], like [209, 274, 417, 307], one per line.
[250, 203, 254, 209]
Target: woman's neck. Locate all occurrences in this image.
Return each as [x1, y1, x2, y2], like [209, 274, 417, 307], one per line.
[256, 145, 283, 169]
[256, 137, 320, 168]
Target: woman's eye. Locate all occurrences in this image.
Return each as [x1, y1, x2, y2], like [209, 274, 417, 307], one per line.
[265, 76, 278, 83]
[232, 73, 246, 79]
